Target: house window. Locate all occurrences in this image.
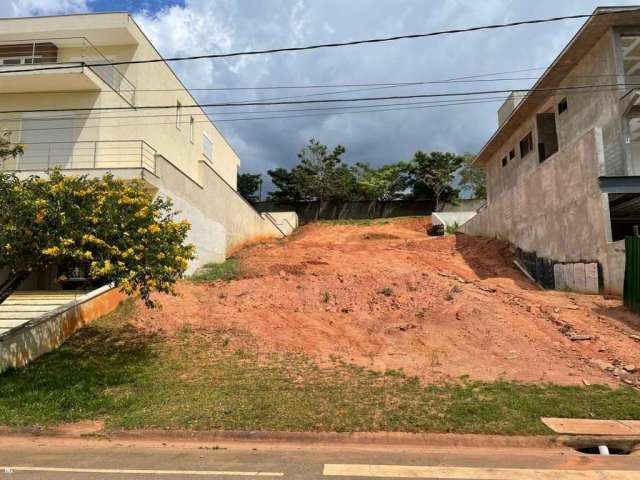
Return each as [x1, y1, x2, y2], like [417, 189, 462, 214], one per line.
[501, 156, 507, 167]
[519, 132, 533, 158]
[0, 55, 42, 65]
[176, 101, 182, 130]
[509, 149, 516, 160]
[202, 132, 213, 162]
[189, 116, 195, 143]
[558, 98, 568, 114]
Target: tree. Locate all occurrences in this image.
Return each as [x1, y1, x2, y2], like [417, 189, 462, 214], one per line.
[237, 172, 262, 202]
[459, 152, 486, 199]
[0, 130, 23, 168]
[352, 162, 409, 201]
[0, 170, 194, 307]
[407, 151, 464, 211]
[268, 138, 358, 202]
[296, 137, 356, 202]
[266, 167, 307, 202]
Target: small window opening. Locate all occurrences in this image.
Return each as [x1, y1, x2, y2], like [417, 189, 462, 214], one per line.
[608, 193, 640, 241]
[558, 98, 568, 114]
[536, 112, 558, 163]
[620, 35, 640, 92]
[509, 149, 516, 160]
[519, 132, 533, 158]
[501, 156, 507, 167]
[189, 116, 194, 142]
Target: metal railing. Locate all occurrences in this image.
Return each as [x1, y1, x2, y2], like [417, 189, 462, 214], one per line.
[1, 140, 156, 174]
[0, 37, 136, 105]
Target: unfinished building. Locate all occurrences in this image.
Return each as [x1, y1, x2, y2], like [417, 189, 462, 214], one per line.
[461, 6, 640, 295]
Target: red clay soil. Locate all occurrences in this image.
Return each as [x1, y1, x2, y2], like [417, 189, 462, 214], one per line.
[132, 217, 640, 387]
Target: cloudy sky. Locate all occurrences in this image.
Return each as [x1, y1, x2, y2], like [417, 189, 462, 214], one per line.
[2, 0, 638, 193]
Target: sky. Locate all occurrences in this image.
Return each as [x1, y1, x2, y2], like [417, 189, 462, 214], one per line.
[2, 0, 639, 194]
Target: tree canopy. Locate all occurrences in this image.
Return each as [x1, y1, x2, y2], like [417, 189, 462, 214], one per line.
[237, 172, 262, 202]
[406, 151, 465, 211]
[264, 138, 472, 207]
[267, 138, 357, 202]
[459, 153, 487, 200]
[0, 130, 23, 167]
[0, 169, 194, 307]
[352, 161, 409, 202]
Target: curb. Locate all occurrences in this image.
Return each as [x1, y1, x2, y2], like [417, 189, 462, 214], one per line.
[0, 427, 561, 449]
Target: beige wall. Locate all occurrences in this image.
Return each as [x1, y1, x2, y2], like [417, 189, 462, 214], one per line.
[0, 13, 298, 275]
[149, 156, 287, 272]
[0, 13, 240, 188]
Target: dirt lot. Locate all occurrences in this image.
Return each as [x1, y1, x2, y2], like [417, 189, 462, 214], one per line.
[133, 217, 640, 387]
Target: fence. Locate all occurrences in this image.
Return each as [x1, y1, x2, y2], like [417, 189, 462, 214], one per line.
[624, 235, 640, 313]
[1, 140, 156, 174]
[254, 200, 436, 224]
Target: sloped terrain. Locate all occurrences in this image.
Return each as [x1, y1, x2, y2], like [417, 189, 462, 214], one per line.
[134, 217, 640, 387]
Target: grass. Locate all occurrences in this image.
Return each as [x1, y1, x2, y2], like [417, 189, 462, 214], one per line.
[445, 221, 460, 235]
[1, 302, 639, 433]
[380, 287, 394, 297]
[189, 259, 240, 283]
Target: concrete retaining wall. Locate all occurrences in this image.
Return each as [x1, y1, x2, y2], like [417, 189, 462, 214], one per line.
[262, 212, 299, 236]
[432, 212, 477, 228]
[148, 157, 297, 273]
[0, 285, 126, 373]
[461, 128, 624, 294]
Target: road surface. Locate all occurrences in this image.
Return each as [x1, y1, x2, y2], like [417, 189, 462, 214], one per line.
[0, 435, 638, 479]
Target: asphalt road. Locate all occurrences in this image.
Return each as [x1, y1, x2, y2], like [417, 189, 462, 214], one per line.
[0, 435, 639, 480]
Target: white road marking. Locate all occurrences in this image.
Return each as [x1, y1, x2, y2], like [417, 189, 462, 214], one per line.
[1, 466, 284, 476]
[323, 464, 640, 480]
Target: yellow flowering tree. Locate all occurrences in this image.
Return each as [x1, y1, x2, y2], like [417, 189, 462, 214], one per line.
[0, 169, 194, 307]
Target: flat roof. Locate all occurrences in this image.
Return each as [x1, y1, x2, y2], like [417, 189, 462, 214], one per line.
[474, 6, 640, 166]
[0, 12, 137, 46]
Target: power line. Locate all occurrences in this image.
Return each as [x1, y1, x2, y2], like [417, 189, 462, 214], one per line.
[6, 99, 510, 136]
[0, 8, 636, 76]
[2, 64, 629, 95]
[7, 98, 508, 133]
[5, 84, 635, 134]
[0, 82, 631, 115]
[1, 82, 621, 125]
[2, 97, 500, 123]
[0, 75, 550, 96]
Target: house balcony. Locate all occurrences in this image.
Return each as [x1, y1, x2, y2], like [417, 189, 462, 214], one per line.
[0, 37, 135, 106]
[0, 140, 157, 182]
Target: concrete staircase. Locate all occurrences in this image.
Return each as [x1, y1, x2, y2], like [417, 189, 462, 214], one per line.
[0, 291, 85, 336]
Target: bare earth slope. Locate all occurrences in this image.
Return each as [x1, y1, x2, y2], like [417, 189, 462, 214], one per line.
[133, 217, 640, 387]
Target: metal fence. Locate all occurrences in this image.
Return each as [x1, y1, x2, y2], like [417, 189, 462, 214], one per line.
[0, 37, 136, 105]
[1, 140, 156, 174]
[624, 235, 640, 313]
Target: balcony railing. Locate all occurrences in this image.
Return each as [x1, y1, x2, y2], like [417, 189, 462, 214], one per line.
[0, 141, 156, 174]
[0, 37, 136, 105]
